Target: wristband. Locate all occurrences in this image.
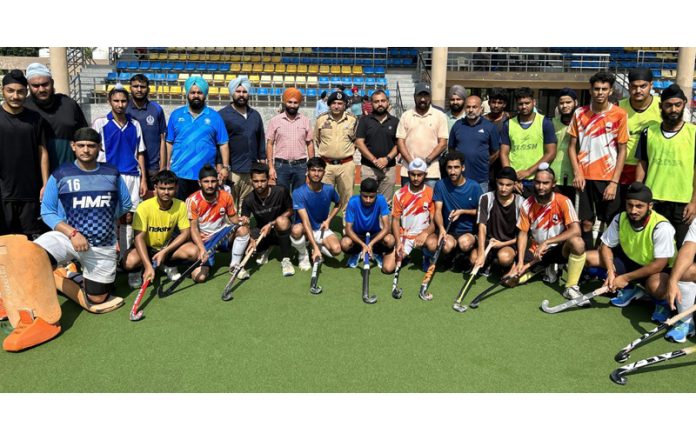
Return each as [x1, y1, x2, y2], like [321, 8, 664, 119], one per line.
[69, 229, 79, 239]
[610, 180, 618, 185]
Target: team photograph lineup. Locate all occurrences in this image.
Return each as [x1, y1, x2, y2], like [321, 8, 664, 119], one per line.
[4, 56, 696, 388]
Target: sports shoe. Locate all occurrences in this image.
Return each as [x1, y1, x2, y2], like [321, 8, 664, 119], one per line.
[256, 249, 270, 265]
[346, 253, 360, 268]
[281, 258, 295, 277]
[610, 286, 645, 308]
[665, 320, 696, 343]
[163, 266, 181, 282]
[229, 264, 250, 280]
[374, 254, 383, 269]
[298, 253, 312, 271]
[479, 265, 492, 278]
[2, 309, 61, 352]
[651, 303, 671, 324]
[543, 264, 559, 284]
[128, 272, 143, 289]
[562, 285, 582, 301]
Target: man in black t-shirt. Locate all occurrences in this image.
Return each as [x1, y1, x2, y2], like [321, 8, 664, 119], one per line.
[473, 166, 524, 275]
[355, 90, 399, 203]
[23, 63, 88, 172]
[0, 70, 49, 237]
[239, 163, 295, 276]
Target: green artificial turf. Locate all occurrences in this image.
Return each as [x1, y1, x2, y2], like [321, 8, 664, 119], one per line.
[2, 250, 695, 393]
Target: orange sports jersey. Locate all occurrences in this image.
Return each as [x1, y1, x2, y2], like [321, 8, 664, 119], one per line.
[517, 192, 578, 249]
[567, 104, 629, 181]
[186, 189, 236, 242]
[392, 185, 434, 238]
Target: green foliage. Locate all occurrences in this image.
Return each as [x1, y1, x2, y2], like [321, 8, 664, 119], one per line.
[0, 47, 40, 57]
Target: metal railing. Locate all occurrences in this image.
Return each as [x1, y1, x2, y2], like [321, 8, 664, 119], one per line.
[67, 47, 85, 103]
[419, 50, 610, 73]
[394, 82, 405, 118]
[416, 51, 431, 84]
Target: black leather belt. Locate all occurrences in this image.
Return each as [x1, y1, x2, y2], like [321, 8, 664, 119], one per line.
[274, 158, 307, 165]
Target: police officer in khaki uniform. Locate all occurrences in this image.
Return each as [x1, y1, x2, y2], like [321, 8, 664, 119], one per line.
[314, 91, 358, 214]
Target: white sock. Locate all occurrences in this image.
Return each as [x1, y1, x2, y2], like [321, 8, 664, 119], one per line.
[677, 281, 696, 326]
[231, 234, 249, 266]
[291, 235, 308, 257]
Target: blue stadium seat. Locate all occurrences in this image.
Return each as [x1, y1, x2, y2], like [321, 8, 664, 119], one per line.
[364, 67, 375, 75]
[144, 73, 153, 81]
[219, 63, 230, 71]
[150, 61, 162, 71]
[154, 73, 166, 82]
[116, 61, 128, 70]
[127, 61, 139, 70]
[318, 76, 330, 86]
[342, 76, 352, 85]
[306, 89, 317, 98]
[375, 67, 385, 75]
[163, 62, 174, 71]
[118, 72, 131, 82]
[330, 76, 342, 85]
[196, 62, 207, 71]
[257, 88, 269, 96]
[402, 58, 414, 66]
[376, 77, 387, 87]
[139, 61, 150, 70]
[106, 72, 118, 82]
[272, 88, 283, 96]
[208, 63, 219, 72]
[167, 74, 178, 83]
[298, 88, 306, 95]
[365, 78, 376, 87]
[353, 77, 364, 86]
[173, 62, 184, 71]
[185, 63, 196, 72]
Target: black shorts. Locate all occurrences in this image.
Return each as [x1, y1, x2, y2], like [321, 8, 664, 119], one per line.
[578, 180, 622, 224]
[1, 200, 46, 237]
[524, 243, 568, 265]
[251, 227, 281, 253]
[450, 230, 475, 241]
[611, 245, 670, 284]
[484, 242, 518, 264]
[345, 235, 393, 255]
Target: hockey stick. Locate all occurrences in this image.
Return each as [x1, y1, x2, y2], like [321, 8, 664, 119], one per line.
[610, 344, 696, 385]
[309, 229, 326, 295]
[418, 221, 453, 301]
[129, 261, 157, 321]
[221, 229, 267, 301]
[362, 232, 377, 304]
[614, 301, 696, 363]
[469, 261, 543, 309]
[452, 242, 494, 313]
[391, 237, 406, 299]
[540, 286, 611, 314]
[159, 224, 238, 298]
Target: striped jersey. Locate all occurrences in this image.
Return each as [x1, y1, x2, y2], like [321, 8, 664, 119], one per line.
[40, 162, 132, 246]
[92, 113, 146, 176]
[517, 192, 578, 250]
[392, 185, 434, 238]
[567, 104, 629, 181]
[186, 189, 236, 242]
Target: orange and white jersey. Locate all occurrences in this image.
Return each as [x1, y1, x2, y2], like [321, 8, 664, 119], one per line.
[392, 185, 434, 239]
[186, 189, 236, 242]
[567, 104, 629, 181]
[517, 192, 578, 249]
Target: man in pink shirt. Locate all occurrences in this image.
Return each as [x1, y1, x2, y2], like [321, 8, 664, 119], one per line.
[266, 88, 314, 193]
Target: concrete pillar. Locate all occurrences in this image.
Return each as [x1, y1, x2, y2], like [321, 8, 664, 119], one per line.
[676, 47, 695, 108]
[49, 47, 69, 95]
[431, 47, 448, 108]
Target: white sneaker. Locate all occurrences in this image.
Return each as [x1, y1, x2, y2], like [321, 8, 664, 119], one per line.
[544, 265, 559, 284]
[229, 264, 250, 279]
[128, 272, 143, 289]
[281, 257, 295, 276]
[256, 249, 270, 265]
[163, 266, 181, 281]
[298, 253, 311, 271]
[562, 285, 582, 301]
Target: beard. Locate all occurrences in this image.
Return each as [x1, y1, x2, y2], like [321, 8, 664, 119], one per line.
[373, 106, 387, 116]
[450, 103, 463, 114]
[188, 97, 205, 110]
[234, 96, 248, 107]
[285, 106, 298, 116]
[661, 108, 684, 125]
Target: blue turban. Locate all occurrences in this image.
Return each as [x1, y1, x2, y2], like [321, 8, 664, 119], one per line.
[184, 76, 209, 96]
[228, 75, 252, 95]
